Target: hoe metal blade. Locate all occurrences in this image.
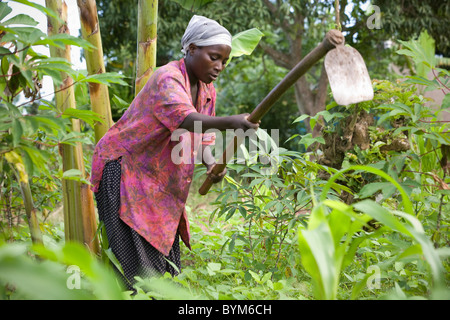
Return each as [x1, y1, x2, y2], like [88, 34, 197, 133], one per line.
[324, 45, 373, 106]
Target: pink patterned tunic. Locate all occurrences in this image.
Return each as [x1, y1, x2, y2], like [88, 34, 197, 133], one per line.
[90, 58, 216, 256]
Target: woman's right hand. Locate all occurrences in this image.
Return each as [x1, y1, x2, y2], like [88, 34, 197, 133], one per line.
[228, 113, 260, 131]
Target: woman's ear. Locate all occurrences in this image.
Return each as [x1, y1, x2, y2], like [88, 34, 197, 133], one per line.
[188, 43, 198, 56]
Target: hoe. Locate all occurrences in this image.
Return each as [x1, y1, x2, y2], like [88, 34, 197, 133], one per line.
[199, 28, 373, 195]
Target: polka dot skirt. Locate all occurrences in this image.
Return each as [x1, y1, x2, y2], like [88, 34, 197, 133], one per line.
[94, 159, 181, 290]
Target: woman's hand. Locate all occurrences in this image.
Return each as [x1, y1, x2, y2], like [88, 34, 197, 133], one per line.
[228, 113, 260, 131]
[206, 163, 227, 184]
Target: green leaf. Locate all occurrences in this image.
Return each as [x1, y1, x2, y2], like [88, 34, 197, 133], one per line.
[2, 14, 38, 26]
[298, 222, 338, 300]
[298, 133, 325, 148]
[0, 243, 92, 300]
[248, 270, 261, 284]
[21, 145, 51, 177]
[229, 28, 264, 63]
[238, 206, 247, 218]
[397, 30, 435, 78]
[62, 108, 105, 127]
[353, 200, 414, 237]
[35, 33, 96, 50]
[0, 2, 12, 21]
[11, 118, 23, 148]
[321, 165, 414, 215]
[10, 0, 61, 21]
[62, 169, 83, 179]
[206, 262, 221, 276]
[358, 182, 394, 199]
[112, 94, 130, 110]
[293, 114, 310, 123]
[76, 72, 128, 86]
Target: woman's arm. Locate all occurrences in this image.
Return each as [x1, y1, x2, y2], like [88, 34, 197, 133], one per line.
[180, 112, 259, 184]
[179, 112, 259, 132]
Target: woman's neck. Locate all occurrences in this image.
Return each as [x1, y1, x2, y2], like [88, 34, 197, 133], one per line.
[185, 58, 199, 105]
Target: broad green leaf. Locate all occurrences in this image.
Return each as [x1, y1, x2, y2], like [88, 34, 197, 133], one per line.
[0, 243, 92, 300]
[1, 26, 45, 44]
[397, 30, 435, 78]
[62, 168, 83, 179]
[62, 108, 105, 127]
[353, 200, 411, 236]
[21, 145, 51, 177]
[358, 181, 393, 199]
[76, 72, 128, 86]
[351, 203, 444, 286]
[35, 33, 96, 50]
[293, 114, 310, 123]
[321, 165, 413, 215]
[33, 115, 66, 131]
[32, 242, 124, 299]
[112, 94, 130, 109]
[2, 14, 38, 26]
[248, 270, 261, 283]
[10, 0, 61, 21]
[0, 2, 12, 21]
[11, 118, 23, 148]
[324, 200, 352, 248]
[299, 222, 338, 300]
[229, 28, 264, 63]
[206, 262, 221, 276]
[298, 133, 325, 149]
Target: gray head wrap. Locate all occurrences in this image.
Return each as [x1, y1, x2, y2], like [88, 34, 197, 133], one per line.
[181, 15, 232, 57]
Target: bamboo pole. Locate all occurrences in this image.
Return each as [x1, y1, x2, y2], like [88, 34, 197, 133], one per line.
[77, 0, 114, 143]
[45, 0, 99, 254]
[135, 0, 158, 96]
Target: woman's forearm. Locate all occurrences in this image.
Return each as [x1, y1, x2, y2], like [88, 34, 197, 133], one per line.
[179, 112, 231, 132]
[179, 112, 259, 132]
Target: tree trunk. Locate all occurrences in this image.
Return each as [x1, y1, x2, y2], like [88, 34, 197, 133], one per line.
[77, 0, 114, 143]
[293, 64, 329, 136]
[45, 0, 99, 254]
[135, 0, 158, 96]
[3, 151, 43, 245]
[19, 181, 43, 245]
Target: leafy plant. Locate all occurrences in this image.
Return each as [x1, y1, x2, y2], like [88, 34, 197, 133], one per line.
[297, 165, 449, 300]
[0, 0, 126, 246]
[0, 240, 124, 299]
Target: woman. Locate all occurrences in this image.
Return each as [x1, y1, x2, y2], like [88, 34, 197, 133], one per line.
[90, 15, 259, 289]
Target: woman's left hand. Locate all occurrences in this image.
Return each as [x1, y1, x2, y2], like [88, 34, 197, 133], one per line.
[206, 163, 227, 184]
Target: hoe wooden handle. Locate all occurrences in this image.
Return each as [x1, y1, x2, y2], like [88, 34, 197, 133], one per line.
[199, 30, 344, 195]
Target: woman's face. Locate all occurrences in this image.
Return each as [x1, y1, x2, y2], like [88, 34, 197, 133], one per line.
[185, 44, 231, 84]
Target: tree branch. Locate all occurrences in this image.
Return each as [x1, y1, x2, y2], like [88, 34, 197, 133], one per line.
[258, 42, 291, 69]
